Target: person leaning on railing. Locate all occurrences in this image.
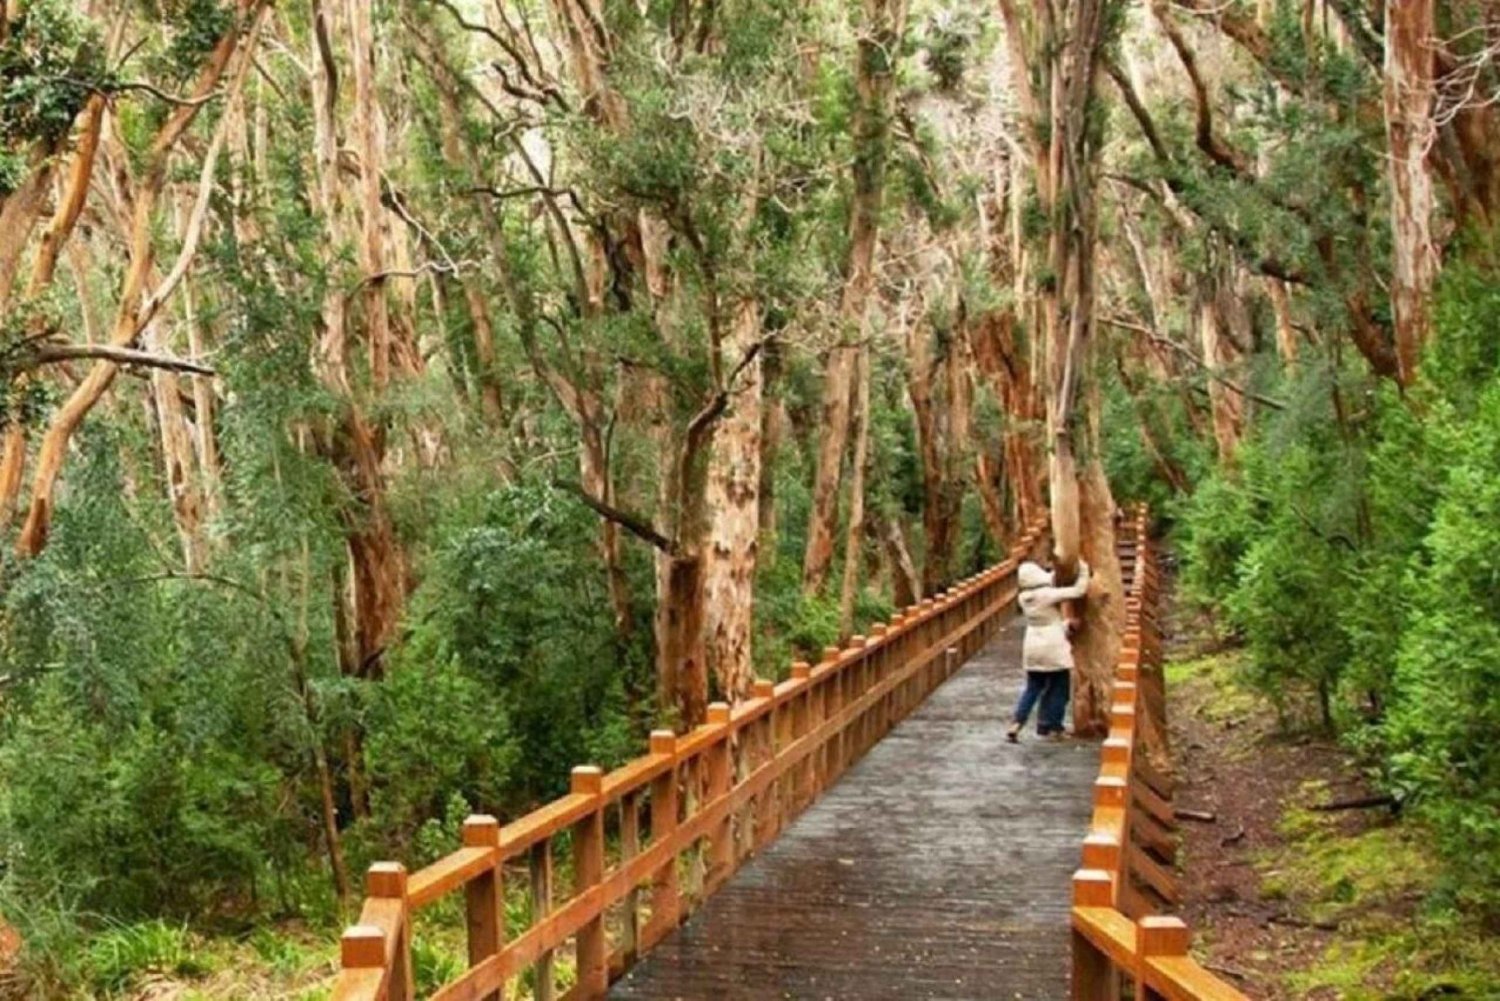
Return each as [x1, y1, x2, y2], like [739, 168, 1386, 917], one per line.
[1006, 559, 1091, 743]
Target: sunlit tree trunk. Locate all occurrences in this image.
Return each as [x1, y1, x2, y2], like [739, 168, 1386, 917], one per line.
[1001, 0, 1120, 735]
[802, 0, 907, 595]
[1266, 278, 1300, 371]
[1384, 0, 1438, 385]
[0, 94, 107, 534]
[704, 300, 764, 700]
[16, 3, 264, 558]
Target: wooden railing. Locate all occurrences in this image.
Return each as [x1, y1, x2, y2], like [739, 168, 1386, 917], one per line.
[1071, 508, 1249, 1000]
[329, 521, 1047, 1001]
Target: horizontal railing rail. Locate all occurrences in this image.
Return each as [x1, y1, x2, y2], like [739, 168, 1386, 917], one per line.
[329, 519, 1048, 1001]
[1071, 507, 1248, 1001]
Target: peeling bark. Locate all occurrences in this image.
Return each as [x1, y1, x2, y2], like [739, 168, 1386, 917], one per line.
[1383, 0, 1438, 385]
[703, 300, 764, 701]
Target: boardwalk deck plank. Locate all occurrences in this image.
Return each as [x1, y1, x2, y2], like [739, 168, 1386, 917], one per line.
[609, 616, 1096, 1001]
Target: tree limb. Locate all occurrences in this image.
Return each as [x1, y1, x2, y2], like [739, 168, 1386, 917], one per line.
[553, 478, 674, 553]
[30, 344, 216, 376]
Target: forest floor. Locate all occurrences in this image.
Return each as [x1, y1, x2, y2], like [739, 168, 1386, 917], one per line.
[1166, 617, 1500, 999]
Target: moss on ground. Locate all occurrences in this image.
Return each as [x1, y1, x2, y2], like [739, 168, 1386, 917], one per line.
[1177, 658, 1500, 998]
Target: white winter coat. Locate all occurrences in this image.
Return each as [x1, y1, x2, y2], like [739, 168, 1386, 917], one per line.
[1017, 560, 1090, 673]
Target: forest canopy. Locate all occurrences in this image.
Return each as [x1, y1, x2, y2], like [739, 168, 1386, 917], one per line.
[0, 0, 1497, 996]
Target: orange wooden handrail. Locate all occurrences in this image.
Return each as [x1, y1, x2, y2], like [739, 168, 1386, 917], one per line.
[1070, 507, 1249, 1001]
[327, 519, 1050, 1001]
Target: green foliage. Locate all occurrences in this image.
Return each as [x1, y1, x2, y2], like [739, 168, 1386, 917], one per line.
[396, 478, 648, 803]
[1171, 263, 1500, 915]
[0, 0, 105, 193]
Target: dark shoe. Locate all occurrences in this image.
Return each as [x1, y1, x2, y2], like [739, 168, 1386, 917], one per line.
[1005, 722, 1021, 744]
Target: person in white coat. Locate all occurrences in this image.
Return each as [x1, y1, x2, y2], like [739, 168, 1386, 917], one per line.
[1006, 559, 1091, 742]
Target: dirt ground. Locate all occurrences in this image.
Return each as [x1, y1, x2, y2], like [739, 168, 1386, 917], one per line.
[1168, 642, 1366, 1000]
[1163, 588, 1499, 1000]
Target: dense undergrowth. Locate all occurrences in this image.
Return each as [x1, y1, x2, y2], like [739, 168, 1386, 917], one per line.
[1123, 263, 1500, 948]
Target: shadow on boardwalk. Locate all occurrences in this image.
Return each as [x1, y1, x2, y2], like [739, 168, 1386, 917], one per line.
[610, 615, 1098, 1001]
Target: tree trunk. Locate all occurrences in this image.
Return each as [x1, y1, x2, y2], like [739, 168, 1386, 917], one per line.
[802, 0, 907, 596]
[14, 2, 262, 558]
[703, 300, 764, 702]
[1069, 458, 1124, 736]
[837, 343, 871, 638]
[881, 516, 921, 609]
[656, 553, 707, 728]
[1199, 277, 1244, 465]
[146, 319, 208, 572]
[1383, 0, 1438, 385]
[1266, 278, 1300, 371]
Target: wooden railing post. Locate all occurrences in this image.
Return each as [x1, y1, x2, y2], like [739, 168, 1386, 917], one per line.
[820, 646, 844, 782]
[1072, 870, 1119, 1001]
[462, 816, 502, 1001]
[790, 662, 814, 809]
[571, 765, 607, 997]
[645, 729, 680, 949]
[339, 924, 387, 997]
[751, 679, 778, 853]
[367, 862, 413, 1001]
[705, 704, 734, 893]
[620, 787, 643, 969]
[869, 625, 890, 740]
[530, 838, 555, 1000]
[1136, 915, 1191, 1000]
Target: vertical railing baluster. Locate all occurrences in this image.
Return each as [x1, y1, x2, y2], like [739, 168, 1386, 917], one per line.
[645, 729, 680, 949]
[530, 839, 555, 1001]
[571, 765, 607, 997]
[705, 704, 734, 893]
[1071, 870, 1119, 1001]
[462, 816, 502, 1001]
[620, 788, 641, 971]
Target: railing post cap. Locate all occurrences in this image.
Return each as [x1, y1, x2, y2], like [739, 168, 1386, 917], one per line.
[571, 765, 604, 794]
[821, 645, 841, 663]
[849, 635, 867, 648]
[1081, 832, 1122, 870]
[791, 661, 812, 680]
[870, 623, 888, 636]
[707, 702, 731, 723]
[462, 814, 501, 846]
[1072, 869, 1115, 907]
[1138, 915, 1191, 956]
[753, 678, 776, 698]
[340, 924, 387, 969]
[366, 861, 408, 898]
[649, 729, 678, 754]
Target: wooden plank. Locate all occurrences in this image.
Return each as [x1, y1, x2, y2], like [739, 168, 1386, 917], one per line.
[1143, 957, 1250, 1001]
[1070, 905, 1137, 973]
[500, 794, 595, 859]
[409, 847, 497, 910]
[1128, 843, 1180, 905]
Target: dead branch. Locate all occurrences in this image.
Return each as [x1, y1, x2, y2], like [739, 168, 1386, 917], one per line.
[30, 344, 215, 376]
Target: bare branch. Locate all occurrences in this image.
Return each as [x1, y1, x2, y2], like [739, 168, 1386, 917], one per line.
[553, 478, 674, 552]
[31, 343, 216, 376]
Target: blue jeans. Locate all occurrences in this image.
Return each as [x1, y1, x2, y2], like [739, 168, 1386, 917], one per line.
[1013, 670, 1071, 734]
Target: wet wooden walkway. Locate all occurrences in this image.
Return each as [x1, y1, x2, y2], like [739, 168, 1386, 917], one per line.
[609, 615, 1098, 1000]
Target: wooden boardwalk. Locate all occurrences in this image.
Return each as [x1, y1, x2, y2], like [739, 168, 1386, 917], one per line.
[610, 615, 1098, 1001]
